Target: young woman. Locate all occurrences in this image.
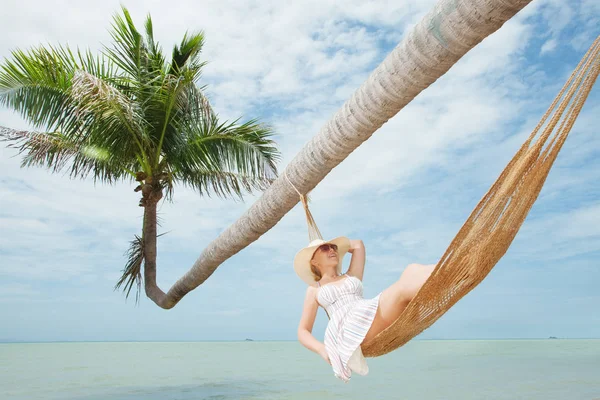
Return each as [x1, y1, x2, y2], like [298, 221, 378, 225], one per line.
[295, 236, 435, 382]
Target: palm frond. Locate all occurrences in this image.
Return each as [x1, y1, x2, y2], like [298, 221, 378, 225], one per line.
[114, 234, 144, 303]
[0, 45, 121, 133]
[105, 6, 147, 81]
[0, 43, 148, 180]
[177, 169, 275, 200]
[165, 117, 280, 199]
[174, 83, 214, 129]
[193, 118, 280, 175]
[170, 31, 206, 76]
[70, 70, 152, 170]
[150, 77, 212, 168]
[115, 231, 169, 303]
[71, 70, 147, 142]
[0, 126, 135, 183]
[153, 32, 207, 157]
[143, 13, 166, 75]
[0, 46, 77, 130]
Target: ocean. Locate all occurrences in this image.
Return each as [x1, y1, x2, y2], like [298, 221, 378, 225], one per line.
[1, 339, 598, 399]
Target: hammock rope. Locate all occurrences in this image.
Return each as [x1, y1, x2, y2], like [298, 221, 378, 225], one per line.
[288, 35, 600, 357]
[284, 170, 324, 242]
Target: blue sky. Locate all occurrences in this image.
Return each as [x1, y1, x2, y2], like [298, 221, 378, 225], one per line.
[0, 0, 598, 342]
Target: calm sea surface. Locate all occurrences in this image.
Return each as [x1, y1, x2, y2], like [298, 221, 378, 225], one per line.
[1, 340, 598, 400]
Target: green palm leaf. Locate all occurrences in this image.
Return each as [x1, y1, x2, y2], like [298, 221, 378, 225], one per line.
[0, 126, 134, 183]
[169, 118, 279, 198]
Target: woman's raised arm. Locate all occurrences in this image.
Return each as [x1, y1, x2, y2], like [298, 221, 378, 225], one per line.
[347, 239, 366, 280]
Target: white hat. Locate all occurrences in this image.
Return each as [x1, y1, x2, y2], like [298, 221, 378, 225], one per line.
[293, 236, 351, 286]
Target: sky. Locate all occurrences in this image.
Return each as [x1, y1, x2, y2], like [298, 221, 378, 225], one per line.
[0, 0, 598, 342]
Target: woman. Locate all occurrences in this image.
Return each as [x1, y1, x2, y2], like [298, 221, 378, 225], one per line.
[295, 236, 435, 382]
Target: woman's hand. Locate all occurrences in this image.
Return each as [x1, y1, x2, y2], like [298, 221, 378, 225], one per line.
[318, 345, 331, 365]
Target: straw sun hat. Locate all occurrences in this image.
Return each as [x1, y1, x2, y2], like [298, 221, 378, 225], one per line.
[293, 236, 351, 286]
[285, 170, 351, 286]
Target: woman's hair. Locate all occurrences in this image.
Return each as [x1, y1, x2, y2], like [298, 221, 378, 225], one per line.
[310, 250, 322, 281]
[310, 262, 322, 282]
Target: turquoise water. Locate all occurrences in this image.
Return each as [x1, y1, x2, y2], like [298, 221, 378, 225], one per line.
[1, 340, 598, 399]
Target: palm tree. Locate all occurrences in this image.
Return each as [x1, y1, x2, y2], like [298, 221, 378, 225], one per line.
[0, 7, 280, 304]
[1, 0, 533, 309]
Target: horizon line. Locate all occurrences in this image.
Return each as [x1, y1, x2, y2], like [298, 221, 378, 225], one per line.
[2, 337, 599, 344]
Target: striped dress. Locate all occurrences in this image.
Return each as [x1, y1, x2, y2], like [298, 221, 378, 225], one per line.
[317, 274, 381, 382]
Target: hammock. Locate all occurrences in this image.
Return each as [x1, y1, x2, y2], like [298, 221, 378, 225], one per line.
[292, 35, 600, 358]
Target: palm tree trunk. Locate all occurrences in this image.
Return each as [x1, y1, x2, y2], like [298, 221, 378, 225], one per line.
[142, 198, 164, 301]
[149, 0, 533, 308]
[139, 178, 171, 305]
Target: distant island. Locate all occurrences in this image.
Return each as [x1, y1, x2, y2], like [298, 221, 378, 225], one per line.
[245, 338, 254, 341]
[549, 336, 559, 339]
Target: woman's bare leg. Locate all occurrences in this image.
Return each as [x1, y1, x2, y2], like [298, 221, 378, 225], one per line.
[363, 263, 436, 343]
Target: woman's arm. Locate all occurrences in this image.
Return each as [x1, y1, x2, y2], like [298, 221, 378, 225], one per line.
[347, 239, 366, 280]
[297, 286, 330, 364]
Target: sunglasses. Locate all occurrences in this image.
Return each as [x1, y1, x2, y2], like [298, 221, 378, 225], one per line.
[316, 243, 338, 253]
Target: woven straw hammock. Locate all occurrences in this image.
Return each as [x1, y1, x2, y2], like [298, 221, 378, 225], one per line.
[291, 35, 600, 358]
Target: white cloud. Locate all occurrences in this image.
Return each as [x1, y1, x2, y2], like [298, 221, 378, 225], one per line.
[540, 38, 558, 54]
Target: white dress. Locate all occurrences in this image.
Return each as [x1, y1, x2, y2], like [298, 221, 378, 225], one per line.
[317, 274, 382, 382]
